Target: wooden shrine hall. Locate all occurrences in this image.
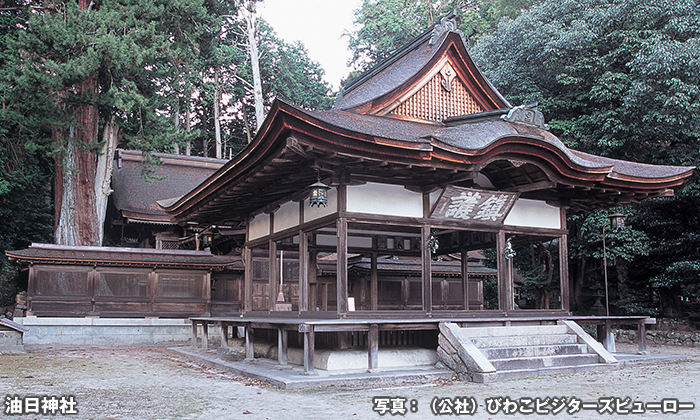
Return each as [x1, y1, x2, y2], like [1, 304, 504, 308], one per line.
[163, 15, 693, 377]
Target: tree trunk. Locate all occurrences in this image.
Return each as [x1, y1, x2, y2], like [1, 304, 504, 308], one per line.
[658, 284, 683, 318]
[244, 0, 265, 131]
[54, 76, 101, 246]
[185, 102, 192, 155]
[214, 68, 222, 158]
[94, 118, 119, 244]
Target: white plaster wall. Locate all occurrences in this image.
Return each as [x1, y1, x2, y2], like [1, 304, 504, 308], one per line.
[304, 187, 337, 222]
[274, 201, 299, 233]
[346, 183, 422, 218]
[504, 198, 561, 229]
[249, 213, 270, 240]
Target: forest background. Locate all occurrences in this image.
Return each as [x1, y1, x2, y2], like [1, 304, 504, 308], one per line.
[1, 0, 698, 319]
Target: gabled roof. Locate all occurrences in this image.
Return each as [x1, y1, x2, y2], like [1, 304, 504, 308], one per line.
[335, 13, 510, 117]
[161, 16, 693, 225]
[112, 149, 227, 224]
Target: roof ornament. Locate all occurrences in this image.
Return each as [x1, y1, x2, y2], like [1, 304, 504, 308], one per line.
[430, 12, 460, 45]
[501, 103, 550, 130]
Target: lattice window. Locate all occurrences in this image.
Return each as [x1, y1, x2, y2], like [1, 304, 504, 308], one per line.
[392, 73, 483, 122]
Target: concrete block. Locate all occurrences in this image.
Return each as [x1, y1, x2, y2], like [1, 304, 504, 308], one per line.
[15, 317, 193, 347]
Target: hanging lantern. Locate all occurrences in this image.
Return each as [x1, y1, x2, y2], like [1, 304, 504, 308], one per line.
[609, 212, 625, 231]
[309, 175, 331, 207]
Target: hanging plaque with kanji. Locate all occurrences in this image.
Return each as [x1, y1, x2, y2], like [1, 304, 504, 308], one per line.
[430, 186, 519, 225]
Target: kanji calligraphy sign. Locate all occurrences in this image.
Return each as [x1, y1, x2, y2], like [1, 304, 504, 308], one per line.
[431, 186, 519, 225]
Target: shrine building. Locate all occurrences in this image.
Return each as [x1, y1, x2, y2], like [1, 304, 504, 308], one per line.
[159, 15, 693, 379]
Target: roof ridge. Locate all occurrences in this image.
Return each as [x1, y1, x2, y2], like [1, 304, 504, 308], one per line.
[338, 10, 460, 99]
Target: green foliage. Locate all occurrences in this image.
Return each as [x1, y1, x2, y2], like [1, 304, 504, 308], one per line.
[471, 0, 700, 162]
[345, 0, 535, 74]
[472, 0, 700, 316]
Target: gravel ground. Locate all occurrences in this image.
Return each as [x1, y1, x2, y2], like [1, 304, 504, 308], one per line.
[1, 343, 698, 420]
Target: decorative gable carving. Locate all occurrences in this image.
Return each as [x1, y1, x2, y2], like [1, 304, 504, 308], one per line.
[391, 68, 484, 122]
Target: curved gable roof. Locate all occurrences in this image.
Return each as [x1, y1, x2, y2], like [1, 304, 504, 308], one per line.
[334, 19, 510, 119]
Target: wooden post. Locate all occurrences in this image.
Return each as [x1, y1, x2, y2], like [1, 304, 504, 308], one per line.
[244, 246, 253, 313]
[220, 322, 229, 348]
[368, 323, 379, 371]
[597, 319, 615, 352]
[268, 239, 278, 312]
[371, 252, 378, 311]
[309, 249, 318, 310]
[299, 230, 309, 313]
[637, 320, 648, 354]
[559, 233, 570, 312]
[337, 217, 348, 315]
[461, 249, 469, 310]
[191, 321, 198, 347]
[202, 322, 209, 350]
[278, 327, 288, 365]
[496, 231, 512, 312]
[421, 225, 432, 314]
[245, 325, 254, 360]
[301, 324, 316, 375]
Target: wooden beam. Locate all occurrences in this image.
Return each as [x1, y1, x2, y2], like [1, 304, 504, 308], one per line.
[421, 225, 432, 314]
[503, 180, 556, 193]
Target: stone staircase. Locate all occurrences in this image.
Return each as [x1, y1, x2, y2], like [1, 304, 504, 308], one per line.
[437, 321, 617, 383]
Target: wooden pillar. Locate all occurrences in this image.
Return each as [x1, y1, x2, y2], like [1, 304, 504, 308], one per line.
[278, 327, 288, 365]
[245, 325, 254, 360]
[204, 271, 212, 316]
[243, 246, 253, 313]
[191, 321, 198, 347]
[299, 230, 309, 313]
[268, 239, 278, 312]
[421, 225, 432, 313]
[497, 231, 513, 312]
[202, 322, 209, 350]
[597, 319, 615, 352]
[637, 320, 648, 354]
[301, 324, 316, 375]
[337, 217, 348, 315]
[370, 252, 378, 311]
[309, 249, 318, 311]
[559, 233, 570, 312]
[368, 323, 379, 371]
[220, 322, 229, 348]
[461, 249, 469, 310]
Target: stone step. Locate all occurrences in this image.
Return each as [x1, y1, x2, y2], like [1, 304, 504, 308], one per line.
[490, 353, 599, 371]
[481, 343, 589, 359]
[469, 333, 578, 348]
[472, 362, 618, 383]
[461, 324, 568, 338]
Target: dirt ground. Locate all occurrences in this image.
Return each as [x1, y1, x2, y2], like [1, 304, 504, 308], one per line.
[1, 343, 698, 420]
